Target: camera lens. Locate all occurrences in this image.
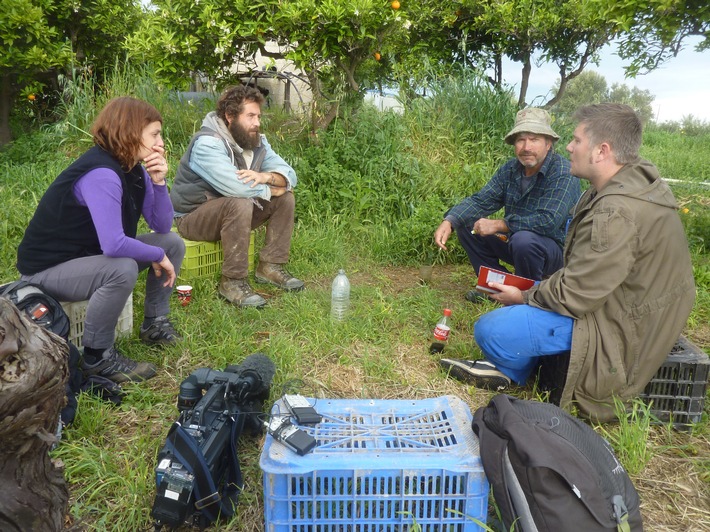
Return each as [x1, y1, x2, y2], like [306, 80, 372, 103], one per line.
[177, 378, 201, 411]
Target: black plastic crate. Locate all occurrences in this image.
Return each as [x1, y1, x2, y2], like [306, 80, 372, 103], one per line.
[640, 336, 709, 430]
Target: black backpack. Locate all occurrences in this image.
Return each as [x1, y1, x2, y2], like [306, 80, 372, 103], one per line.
[1, 280, 80, 425]
[1, 280, 70, 340]
[472, 394, 643, 532]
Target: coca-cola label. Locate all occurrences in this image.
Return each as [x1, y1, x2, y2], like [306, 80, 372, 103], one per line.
[433, 324, 450, 342]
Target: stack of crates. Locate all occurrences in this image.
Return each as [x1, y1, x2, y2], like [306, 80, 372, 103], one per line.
[177, 232, 255, 283]
[640, 336, 709, 430]
[260, 395, 489, 531]
[61, 297, 133, 347]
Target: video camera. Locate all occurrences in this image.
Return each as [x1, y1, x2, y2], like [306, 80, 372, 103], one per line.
[151, 353, 275, 530]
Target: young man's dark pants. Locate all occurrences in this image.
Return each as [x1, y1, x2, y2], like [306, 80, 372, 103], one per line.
[455, 227, 562, 280]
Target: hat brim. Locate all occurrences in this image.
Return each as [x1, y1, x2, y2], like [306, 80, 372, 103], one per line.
[504, 126, 560, 145]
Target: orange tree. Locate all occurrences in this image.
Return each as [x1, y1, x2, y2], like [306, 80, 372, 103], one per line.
[124, 0, 705, 127]
[126, 0, 410, 130]
[601, 0, 709, 75]
[0, 0, 71, 143]
[0, 0, 142, 145]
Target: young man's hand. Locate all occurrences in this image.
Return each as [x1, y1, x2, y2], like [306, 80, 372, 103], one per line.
[237, 170, 285, 188]
[487, 283, 524, 305]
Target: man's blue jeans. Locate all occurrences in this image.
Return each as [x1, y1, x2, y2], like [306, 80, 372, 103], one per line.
[474, 305, 574, 384]
[455, 227, 563, 280]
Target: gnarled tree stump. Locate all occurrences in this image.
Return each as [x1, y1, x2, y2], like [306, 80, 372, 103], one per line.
[0, 297, 69, 531]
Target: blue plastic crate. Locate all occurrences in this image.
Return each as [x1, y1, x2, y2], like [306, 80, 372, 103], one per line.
[260, 395, 488, 531]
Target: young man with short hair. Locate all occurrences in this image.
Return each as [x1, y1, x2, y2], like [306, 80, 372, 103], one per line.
[441, 103, 696, 422]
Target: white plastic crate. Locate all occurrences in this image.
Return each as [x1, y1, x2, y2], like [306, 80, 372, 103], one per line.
[61, 297, 133, 347]
[260, 395, 488, 531]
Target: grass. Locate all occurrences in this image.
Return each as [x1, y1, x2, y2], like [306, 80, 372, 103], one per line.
[596, 397, 655, 476]
[1, 65, 709, 531]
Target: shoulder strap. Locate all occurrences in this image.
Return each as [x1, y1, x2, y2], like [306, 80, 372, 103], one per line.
[0, 280, 29, 298]
[163, 420, 242, 526]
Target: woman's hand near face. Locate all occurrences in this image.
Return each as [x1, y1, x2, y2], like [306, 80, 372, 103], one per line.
[144, 146, 168, 185]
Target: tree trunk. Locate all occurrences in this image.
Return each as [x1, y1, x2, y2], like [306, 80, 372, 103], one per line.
[518, 54, 532, 108]
[305, 69, 340, 132]
[0, 298, 69, 531]
[0, 73, 13, 146]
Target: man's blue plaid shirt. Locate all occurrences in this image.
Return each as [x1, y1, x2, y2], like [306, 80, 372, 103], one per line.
[444, 150, 581, 247]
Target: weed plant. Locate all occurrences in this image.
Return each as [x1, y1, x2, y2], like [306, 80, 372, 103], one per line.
[0, 64, 708, 530]
[45, 63, 214, 161]
[597, 398, 655, 475]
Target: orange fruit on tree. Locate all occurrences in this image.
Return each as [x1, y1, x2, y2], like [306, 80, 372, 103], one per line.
[391, 0, 400, 9]
[28, 94, 36, 101]
[374, 51, 382, 61]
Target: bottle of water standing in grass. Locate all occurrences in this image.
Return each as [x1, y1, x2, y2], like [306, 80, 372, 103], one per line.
[331, 269, 350, 321]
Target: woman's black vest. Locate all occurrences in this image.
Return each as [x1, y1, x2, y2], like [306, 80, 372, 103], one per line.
[17, 146, 146, 275]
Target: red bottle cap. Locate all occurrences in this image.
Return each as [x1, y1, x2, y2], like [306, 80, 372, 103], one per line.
[443, 308, 451, 316]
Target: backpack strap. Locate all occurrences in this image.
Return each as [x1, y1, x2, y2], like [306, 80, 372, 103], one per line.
[163, 420, 243, 525]
[0, 280, 28, 298]
[613, 495, 631, 532]
[502, 447, 539, 531]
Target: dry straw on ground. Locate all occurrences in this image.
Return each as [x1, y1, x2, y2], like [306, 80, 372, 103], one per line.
[347, 265, 710, 532]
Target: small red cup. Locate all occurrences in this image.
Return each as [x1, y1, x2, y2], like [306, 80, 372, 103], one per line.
[176, 285, 192, 306]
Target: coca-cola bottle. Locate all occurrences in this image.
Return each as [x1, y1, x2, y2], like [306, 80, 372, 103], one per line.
[429, 308, 452, 354]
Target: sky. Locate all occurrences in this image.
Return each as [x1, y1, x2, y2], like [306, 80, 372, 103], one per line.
[499, 37, 710, 123]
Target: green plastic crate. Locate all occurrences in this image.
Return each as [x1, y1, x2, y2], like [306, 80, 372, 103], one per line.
[177, 232, 255, 282]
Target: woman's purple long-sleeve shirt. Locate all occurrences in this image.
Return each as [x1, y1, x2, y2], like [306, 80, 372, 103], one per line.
[73, 167, 173, 263]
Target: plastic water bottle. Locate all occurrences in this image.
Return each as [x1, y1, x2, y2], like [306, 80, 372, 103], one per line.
[429, 308, 452, 354]
[331, 269, 350, 321]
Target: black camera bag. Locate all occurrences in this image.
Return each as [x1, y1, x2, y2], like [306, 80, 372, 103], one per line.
[1, 280, 70, 339]
[160, 419, 243, 528]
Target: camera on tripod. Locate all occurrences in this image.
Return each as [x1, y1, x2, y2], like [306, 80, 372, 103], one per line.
[151, 353, 275, 530]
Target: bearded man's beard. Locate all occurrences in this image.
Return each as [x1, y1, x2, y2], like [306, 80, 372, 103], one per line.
[229, 121, 261, 150]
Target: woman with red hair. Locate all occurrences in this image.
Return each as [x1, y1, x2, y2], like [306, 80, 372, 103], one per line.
[17, 97, 185, 384]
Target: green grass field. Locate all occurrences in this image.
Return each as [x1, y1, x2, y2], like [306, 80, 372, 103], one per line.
[1, 68, 708, 531]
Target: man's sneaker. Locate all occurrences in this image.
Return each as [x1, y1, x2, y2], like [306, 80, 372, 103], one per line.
[439, 359, 511, 391]
[140, 316, 181, 346]
[219, 276, 267, 308]
[255, 262, 305, 291]
[81, 346, 157, 384]
[465, 290, 490, 303]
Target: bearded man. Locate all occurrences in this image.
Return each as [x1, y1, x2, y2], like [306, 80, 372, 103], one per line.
[434, 108, 581, 301]
[171, 85, 303, 308]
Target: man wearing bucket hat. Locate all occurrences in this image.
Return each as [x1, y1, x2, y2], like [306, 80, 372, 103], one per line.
[434, 108, 581, 302]
[440, 104, 695, 422]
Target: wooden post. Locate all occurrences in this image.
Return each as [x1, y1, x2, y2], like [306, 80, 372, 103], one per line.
[0, 297, 69, 531]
